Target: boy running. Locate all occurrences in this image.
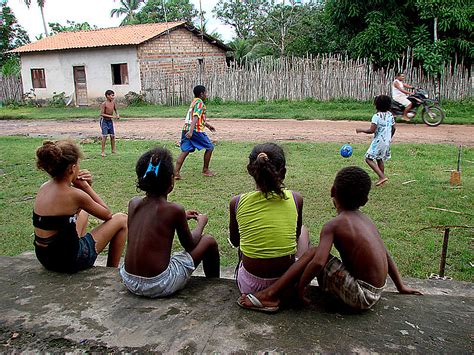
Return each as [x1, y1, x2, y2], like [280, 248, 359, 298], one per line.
[100, 90, 119, 157]
[238, 166, 422, 313]
[175, 85, 216, 179]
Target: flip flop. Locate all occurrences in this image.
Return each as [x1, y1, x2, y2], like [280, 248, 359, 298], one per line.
[237, 294, 279, 313]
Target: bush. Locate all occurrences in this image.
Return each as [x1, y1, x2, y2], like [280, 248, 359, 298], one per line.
[124, 91, 147, 106]
[47, 92, 66, 107]
[209, 96, 223, 105]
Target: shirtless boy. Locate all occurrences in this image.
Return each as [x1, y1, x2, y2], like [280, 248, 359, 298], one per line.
[100, 90, 119, 157]
[238, 166, 422, 312]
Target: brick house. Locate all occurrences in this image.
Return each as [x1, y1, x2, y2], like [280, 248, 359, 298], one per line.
[11, 22, 230, 105]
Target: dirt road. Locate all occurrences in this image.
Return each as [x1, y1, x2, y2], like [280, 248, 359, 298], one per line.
[1, 118, 473, 146]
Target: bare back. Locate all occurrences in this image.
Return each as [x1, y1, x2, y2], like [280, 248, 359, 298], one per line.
[124, 196, 191, 277]
[329, 210, 388, 287]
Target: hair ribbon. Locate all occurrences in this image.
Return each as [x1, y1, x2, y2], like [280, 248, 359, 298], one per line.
[143, 158, 161, 178]
[257, 152, 268, 161]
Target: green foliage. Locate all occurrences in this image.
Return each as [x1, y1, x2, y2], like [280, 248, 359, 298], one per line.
[47, 92, 66, 107]
[110, 0, 143, 25]
[1, 57, 21, 76]
[0, 4, 30, 67]
[48, 20, 97, 34]
[124, 91, 147, 106]
[213, 0, 272, 40]
[133, 0, 197, 24]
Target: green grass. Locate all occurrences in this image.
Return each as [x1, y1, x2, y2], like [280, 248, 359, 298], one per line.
[1, 99, 473, 124]
[0, 137, 472, 281]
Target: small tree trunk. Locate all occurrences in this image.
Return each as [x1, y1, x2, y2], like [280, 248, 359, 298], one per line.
[40, 6, 49, 36]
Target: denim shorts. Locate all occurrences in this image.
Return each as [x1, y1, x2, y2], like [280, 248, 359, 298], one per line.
[75, 233, 98, 271]
[100, 118, 115, 136]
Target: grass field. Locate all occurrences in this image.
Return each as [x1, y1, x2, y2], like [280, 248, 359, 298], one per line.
[1, 99, 473, 124]
[0, 137, 472, 281]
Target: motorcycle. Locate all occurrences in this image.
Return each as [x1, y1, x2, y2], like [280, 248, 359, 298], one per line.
[391, 88, 445, 127]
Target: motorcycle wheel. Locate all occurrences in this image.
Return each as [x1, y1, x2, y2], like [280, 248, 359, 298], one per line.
[421, 105, 445, 127]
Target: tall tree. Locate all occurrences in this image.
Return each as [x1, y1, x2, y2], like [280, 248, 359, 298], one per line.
[110, 0, 144, 25]
[49, 21, 97, 35]
[133, 0, 198, 24]
[22, 0, 48, 36]
[1, 3, 30, 74]
[213, 0, 273, 40]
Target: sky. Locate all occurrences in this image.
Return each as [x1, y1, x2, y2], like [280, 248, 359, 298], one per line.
[7, 0, 236, 42]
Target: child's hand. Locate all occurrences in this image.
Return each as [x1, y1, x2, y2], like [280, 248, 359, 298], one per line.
[297, 285, 311, 305]
[72, 177, 91, 190]
[185, 130, 193, 139]
[116, 114, 120, 119]
[196, 213, 208, 226]
[77, 170, 93, 186]
[207, 124, 216, 132]
[398, 285, 423, 295]
[356, 128, 361, 134]
[185, 210, 199, 220]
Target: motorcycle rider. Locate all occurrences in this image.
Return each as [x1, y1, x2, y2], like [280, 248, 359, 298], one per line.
[392, 73, 415, 122]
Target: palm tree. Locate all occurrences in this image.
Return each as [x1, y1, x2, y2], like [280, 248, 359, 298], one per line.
[110, 0, 143, 25]
[22, 0, 48, 36]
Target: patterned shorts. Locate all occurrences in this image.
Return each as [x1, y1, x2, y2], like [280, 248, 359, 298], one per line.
[318, 256, 386, 310]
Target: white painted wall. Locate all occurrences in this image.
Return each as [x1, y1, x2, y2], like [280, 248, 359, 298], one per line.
[19, 46, 141, 104]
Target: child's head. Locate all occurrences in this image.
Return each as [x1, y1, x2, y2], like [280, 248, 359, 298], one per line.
[395, 72, 405, 80]
[247, 143, 286, 198]
[136, 147, 174, 196]
[36, 140, 83, 178]
[374, 95, 392, 112]
[331, 166, 371, 210]
[105, 90, 115, 100]
[193, 85, 207, 99]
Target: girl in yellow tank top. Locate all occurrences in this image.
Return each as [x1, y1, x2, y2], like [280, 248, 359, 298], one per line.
[229, 143, 311, 295]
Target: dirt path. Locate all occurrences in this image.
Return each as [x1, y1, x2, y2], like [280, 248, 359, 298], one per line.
[1, 118, 473, 146]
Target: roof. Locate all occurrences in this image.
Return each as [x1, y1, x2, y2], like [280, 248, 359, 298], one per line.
[11, 22, 230, 53]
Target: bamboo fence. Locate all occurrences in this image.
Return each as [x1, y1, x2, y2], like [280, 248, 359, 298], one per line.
[0, 74, 22, 104]
[142, 54, 472, 105]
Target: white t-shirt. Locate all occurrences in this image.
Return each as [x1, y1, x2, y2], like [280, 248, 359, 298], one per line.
[392, 79, 405, 98]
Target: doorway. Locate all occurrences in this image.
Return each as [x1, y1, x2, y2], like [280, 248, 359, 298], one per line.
[73, 66, 88, 106]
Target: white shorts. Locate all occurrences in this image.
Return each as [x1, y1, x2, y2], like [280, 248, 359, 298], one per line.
[393, 94, 411, 107]
[119, 251, 195, 298]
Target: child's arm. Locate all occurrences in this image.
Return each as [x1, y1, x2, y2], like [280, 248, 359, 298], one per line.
[228, 196, 240, 247]
[356, 123, 377, 134]
[114, 102, 119, 119]
[297, 222, 335, 300]
[387, 251, 423, 295]
[391, 125, 396, 137]
[293, 191, 303, 240]
[205, 122, 216, 132]
[176, 207, 208, 251]
[185, 115, 199, 138]
[72, 179, 113, 221]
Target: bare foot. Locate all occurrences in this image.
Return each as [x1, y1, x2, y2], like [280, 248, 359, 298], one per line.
[112, 151, 116, 154]
[175, 140, 181, 147]
[174, 174, 183, 180]
[401, 116, 411, 122]
[101, 152, 105, 157]
[376, 177, 388, 186]
[202, 170, 216, 177]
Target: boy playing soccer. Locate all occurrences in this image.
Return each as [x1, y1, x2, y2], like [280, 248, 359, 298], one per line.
[100, 90, 119, 157]
[175, 85, 216, 179]
[238, 166, 422, 313]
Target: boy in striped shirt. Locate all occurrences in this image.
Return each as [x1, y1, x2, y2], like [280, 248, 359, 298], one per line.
[175, 85, 216, 180]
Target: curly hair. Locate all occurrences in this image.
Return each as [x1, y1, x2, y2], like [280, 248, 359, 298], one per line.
[247, 143, 286, 199]
[374, 95, 392, 112]
[333, 166, 371, 210]
[36, 140, 83, 178]
[136, 147, 174, 196]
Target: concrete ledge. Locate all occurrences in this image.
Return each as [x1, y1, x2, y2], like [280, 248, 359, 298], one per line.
[0, 255, 472, 352]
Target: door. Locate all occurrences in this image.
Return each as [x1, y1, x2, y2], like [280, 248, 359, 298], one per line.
[73, 66, 88, 106]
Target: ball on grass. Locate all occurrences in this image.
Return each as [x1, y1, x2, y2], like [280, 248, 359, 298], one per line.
[340, 144, 353, 158]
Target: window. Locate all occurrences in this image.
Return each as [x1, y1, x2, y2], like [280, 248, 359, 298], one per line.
[31, 69, 46, 88]
[111, 63, 129, 85]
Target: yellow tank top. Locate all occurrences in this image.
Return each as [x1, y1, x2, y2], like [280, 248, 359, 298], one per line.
[236, 190, 298, 259]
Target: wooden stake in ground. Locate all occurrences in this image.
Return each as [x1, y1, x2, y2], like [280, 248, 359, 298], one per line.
[450, 145, 462, 186]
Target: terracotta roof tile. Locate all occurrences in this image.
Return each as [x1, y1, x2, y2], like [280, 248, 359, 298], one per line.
[11, 22, 186, 53]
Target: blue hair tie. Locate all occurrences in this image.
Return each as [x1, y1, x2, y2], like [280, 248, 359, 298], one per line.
[143, 158, 161, 178]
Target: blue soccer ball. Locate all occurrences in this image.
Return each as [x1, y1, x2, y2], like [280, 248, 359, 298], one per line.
[340, 144, 353, 158]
